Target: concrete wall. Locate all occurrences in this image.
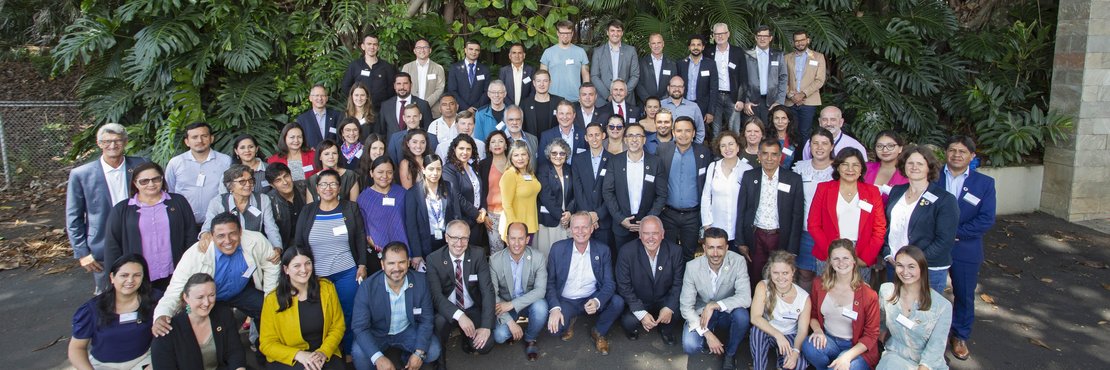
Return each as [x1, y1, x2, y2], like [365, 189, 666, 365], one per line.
[980, 165, 1044, 215]
[1043, 0, 1110, 221]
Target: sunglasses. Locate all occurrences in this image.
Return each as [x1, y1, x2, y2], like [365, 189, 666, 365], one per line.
[136, 176, 163, 186]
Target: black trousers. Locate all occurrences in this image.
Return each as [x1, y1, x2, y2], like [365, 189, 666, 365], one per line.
[661, 206, 702, 262]
[619, 302, 676, 337]
[434, 305, 493, 355]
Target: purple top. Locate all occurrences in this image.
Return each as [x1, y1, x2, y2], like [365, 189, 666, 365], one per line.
[356, 185, 409, 252]
[864, 161, 909, 202]
[130, 192, 174, 280]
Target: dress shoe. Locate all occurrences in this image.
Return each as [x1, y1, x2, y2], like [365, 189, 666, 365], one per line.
[524, 340, 539, 361]
[591, 329, 610, 355]
[721, 354, 736, 370]
[461, 338, 475, 354]
[660, 331, 676, 345]
[951, 337, 970, 360]
[626, 330, 640, 341]
[561, 318, 577, 341]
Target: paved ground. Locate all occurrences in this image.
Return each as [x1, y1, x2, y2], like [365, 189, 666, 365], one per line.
[2, 212, 1108, 369]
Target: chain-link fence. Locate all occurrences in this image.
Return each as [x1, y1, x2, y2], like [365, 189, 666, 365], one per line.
[0, 101, 86, 191]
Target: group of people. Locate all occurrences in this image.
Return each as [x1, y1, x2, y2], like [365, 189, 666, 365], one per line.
[64, 19, 997, 370]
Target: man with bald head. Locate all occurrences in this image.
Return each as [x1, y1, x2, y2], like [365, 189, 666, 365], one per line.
[614, 216, 684, 344]
[800, 106, 868, 161]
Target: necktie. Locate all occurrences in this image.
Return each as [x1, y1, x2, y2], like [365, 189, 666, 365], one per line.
[454, 259, 465, 309]
[617, 103, 624, 118]
[397, 100, 406, 129]
[468, 63, 476, 87]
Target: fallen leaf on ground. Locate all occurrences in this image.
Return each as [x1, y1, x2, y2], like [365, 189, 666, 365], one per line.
[31, 336, 66, 352]
[1002, 266, 1023, 276]
[1028, 337, 1051, 350]
[980, 293, 996, 304]
[1023, 256, 1034, 262]
[1077, 260, 1107, 269]
[1040, 278, 1053, 283]
[1101, 283, 1110, 291]
[0, 261, 18, 270]
[44, 265, 71, 275]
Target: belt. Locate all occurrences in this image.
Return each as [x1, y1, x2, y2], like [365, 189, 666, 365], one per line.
[718, 90, 731, 94]
[666, 205, 699, 213]
[755, 227, 779, 235]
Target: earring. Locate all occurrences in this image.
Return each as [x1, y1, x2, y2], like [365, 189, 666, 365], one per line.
[185, 305, 192, 314]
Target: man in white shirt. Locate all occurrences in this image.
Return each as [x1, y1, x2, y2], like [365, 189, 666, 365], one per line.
[800, 105, 868, 161]
[499, 43, 535, 105]
[546, 212, 625, 355]
[435, 110, 486, 162]
[401, 38, 447, 118]
[614, 216, 683, 344]
[679, 227, 751, 370]
[589, 19, 639, 102]
[427, 94, 459, 140]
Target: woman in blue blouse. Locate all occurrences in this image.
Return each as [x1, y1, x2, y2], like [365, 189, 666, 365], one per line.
[356, 156, 408, 263]
[69, 255, 161, 370]
[878, 245, 951, 370]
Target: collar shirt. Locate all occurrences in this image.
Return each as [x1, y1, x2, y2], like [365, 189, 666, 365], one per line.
[610, 44, 622, 80]
[714, 45, 731, 90]
[580, 108, 594, 125]
[448, 253, 474, 309]
[793, 51, 808, 92]
[944, 165, 969, 198]
[416, 61, 430, 100]
[626, 154, 646, 214]
[508, 253, 525, 298]
[166, 150, 233, 223]
[757, 48, 770, 95]
[652, 54, 664, 85]
[314, 109, 328, 138]
[512, 64, 524, 104]
[591, 151, 603, 177]
[101, 156, 128, 205]
[686, 58, 700, 101]
[386, 276, 411, 335]
[560, 126, 576, 164]
[561, 243, 598, 300]
[753, 167, 781, 230]
[668, 145, 699, 208]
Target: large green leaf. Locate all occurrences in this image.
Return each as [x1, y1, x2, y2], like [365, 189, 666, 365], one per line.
[52, 16, 118, 72]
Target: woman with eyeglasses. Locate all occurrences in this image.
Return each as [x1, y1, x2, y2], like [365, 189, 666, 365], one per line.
[230, 134, 269, 192]
[307, 140, 361, 203]
[336, 118, 364, 171]
[356, 156, 408, 266]
[268, 123, 318, 183]
[603, 115, 628, 155]
[197, 165, 284, 253]
[536, 139, 575, 256]
[293, 169, 369, 354]
[69, 255, 162, 370]
[864, 130, 908, 202]
[405, 154, 458, 271]
[104, 162, 198, 290]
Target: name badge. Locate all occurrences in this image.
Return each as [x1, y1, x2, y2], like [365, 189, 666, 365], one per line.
[879, 184, 892, 195]
[565, 58, 574, 65]
[329, 127, 336, 134]
[434, 229, 443, 240]
[728, 62, 737, 69]
[523, 174, 534, 181]
[777, 182, 791, 193]
[522, 77, 532, 84]
[427, 73, 437, 80]
[896, 314, 916, 329]
[576, 148, 587, 154]
[476, 74, 486, 81]
[698, 167, 706, 176]
[360, 69, 370, 76]
[662, 69, 671, 76]
[841, 307, 858, 320]
[599, 168, 607, 177]
[645, 174, 656, 183]
[540, 206, 550, 214]
[859, 200, 873, 213]
[922, 191, 938, 203]
[771, 61, 780, 66]
[332, 225, 348, 236]
[496, 121, 506, 130]
[413, 308, 423, 315]
[468, 274, 478, 282]
[247, 206, 262, 216]
[302, 164, 314, 172]
[196, 174, 206, 187]
[782, 147, 794, 157]
[808, 60, 819, 66]
[700, 70, 710, 77]
[242, 265, 256, 278]
[963, 192, 981, 206]
[382, 197, 396, 206]
[119, 312, 139, 324]
[260, 180, 270, 188]
[629, 118, 637, 123]
[781, 313, 798, 321]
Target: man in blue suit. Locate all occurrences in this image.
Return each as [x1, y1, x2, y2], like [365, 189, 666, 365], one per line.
[545, 212, 625, 355]
[937, 136, 996, 361]
[446, 40, 491, 112]
[570, 123, 614, 247]
[538, 100, 587, 167]
[295, 84, 342, 149]
[351, 242, 441, 370]
[66, 123, 148, 293]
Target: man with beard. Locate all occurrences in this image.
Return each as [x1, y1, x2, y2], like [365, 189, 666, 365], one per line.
[783, 30, 826, 139]
[660, 75, 706, 144]
[675, 34, 716, 140]
[680, 227, 751, 370]
[645, 108, 674, 155]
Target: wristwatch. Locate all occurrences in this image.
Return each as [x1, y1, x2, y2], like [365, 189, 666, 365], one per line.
[414, 349, 427, 361]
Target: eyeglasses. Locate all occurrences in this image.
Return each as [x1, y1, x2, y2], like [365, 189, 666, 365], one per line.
[446, 234, 469, 243]
[557, 31, 573, 35]
[875, 144, 899, 151]
[136, 176, 163, 186]
[318, 182, 339, 189]
[233, 178, 254, 187]
[550, 152, 567, 157]
[607, 125, 624, 130]
[98, 139, 125, 146]
[713, 32, 729, 36]
[756, 34, 772, 39]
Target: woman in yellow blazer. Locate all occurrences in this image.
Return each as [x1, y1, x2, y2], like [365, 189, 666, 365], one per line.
[498, 141, 541, 245]
[260, 247, 346, 370]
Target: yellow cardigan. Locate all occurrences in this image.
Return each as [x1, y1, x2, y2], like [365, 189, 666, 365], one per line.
[498, 167, 541, 241]
[259, 278, 345, 365]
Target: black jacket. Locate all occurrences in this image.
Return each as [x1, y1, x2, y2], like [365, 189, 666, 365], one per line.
[536, 163, 575, 227]
[150, 305, 246, 370]
[734, 168, 805, 254]
[404, 181, 461, 258]
[615, 239, 685, 312]
[293, 200, 368, 267]
[104, 193, 197, 273]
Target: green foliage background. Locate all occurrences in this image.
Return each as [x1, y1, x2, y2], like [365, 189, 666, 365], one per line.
[47, 0, 1070, 166]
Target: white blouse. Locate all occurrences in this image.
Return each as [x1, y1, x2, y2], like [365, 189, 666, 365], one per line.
[887, 192, 920, 259]
[792, 160, 835, 231]
[700, 159, 753, 240]
[836, 193, 861, 241]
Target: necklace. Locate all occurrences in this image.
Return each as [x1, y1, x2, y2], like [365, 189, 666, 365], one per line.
[773, 283, 793, 298]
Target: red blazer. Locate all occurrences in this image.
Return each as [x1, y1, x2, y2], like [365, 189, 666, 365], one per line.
[810, 277, 880, 368]
[807, 180, 887, 265]
[267, 149, 318, 179]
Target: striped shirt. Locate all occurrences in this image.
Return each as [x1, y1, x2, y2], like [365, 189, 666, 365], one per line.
[307, 209, 356, 277]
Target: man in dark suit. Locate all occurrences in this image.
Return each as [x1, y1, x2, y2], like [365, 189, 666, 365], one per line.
[589, 19, 640, 103]
[615, 216, 683, 344]
[539, 100, 587, 167]
[340, 34, 396, 109]
[66, 124, 148, 293]
[572, 83, 611, 128]
[295, 84, 342, 148]
[386, 104, 439, 163]
[425, 220, 495, 362]
[446, 40, 491, 112]
[602, 123, 669, 251]
[937, 136, 997, 361]
[604, 79, 642, 124]
[546, 212, 625, 355]
[676, 35, 719, 133]
[656, 116, 713, 261]
[571, 123, 614, 247]
[735, 139, 804, 284]
[351, 243, 441, 370]
[377, 72, 433, 139]
[500, 43, 535, 105]
[707, 23, 748, 136]
[636, 33, 678, 103]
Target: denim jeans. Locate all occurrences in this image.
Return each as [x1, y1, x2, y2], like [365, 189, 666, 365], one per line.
[681, 308, 751, 357]
[492, 299, 549, 343]
[802, 334, 871, 370]
[927, 267, 948, 293]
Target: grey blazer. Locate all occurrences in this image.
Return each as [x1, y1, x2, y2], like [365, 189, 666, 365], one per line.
[488, 247, 548, 325]
[65, 155, 148, 261]
[590, 43, 641, 102]
[679, 251, 752, 329]
[743, 48, 788, 105]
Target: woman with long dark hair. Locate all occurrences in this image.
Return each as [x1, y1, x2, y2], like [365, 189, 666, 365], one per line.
[397, 129, 430, 189]
[444, 133, 490, 248]
[306, 140, 361, 202]
[355, 156, 408, 262]
[69, 255, 161, 370]
[268, 123, 318, 183]
[260, 247, 346, 370]
[405, 154, 458, 270]
[230, 134, 269, 191]
[769, 105, 801, 169]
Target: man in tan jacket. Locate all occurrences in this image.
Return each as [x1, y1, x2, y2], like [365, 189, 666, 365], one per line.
[784, 30, 827, 140]
[402, 38, 447, 118]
